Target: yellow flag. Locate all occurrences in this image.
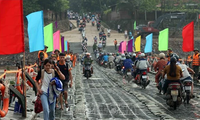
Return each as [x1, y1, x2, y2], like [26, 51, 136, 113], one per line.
[135, 36, 141, 52]
[59, 35, 62, 52]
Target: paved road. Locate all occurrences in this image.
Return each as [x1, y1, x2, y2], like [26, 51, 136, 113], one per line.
[33, 20, 200, 120]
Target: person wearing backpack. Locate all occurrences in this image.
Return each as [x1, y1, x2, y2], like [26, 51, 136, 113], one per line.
[57, 53, 73, 110]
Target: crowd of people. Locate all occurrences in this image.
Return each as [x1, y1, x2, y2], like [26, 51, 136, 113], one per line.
[36, 46, 78, 120]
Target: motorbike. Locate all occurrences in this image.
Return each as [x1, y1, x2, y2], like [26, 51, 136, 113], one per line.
[84, 63, 92, 79]
[182, 79, 192, 104]
[124, 34, 128, 39]
[122, 67, 132, 82]
[135, 71, 150, 89]
[97, 27, 100, 31]
[115, 63, 122, 74]
[165, 82, 182, 110]
[92, 21, 95, 26]
[104, 61, 108, 68]
[109, 62, 114, 69]
[87, 19, 90, 23]
[102, 41, 106, 49]
[107, 33, 110, 37]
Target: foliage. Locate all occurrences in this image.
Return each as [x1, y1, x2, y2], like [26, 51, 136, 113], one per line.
[68, 0, 119, 13]
[104, 9, 111, 15]
[23, 0, 69, 16]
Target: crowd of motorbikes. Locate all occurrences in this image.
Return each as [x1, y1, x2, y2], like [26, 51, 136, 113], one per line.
[76, 13, 194, 110]
[95, 52, 194, 110]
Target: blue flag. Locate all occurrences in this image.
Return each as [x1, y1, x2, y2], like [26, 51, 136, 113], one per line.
[26, 11, 44, 52]
[65, 40, 68, 51]
[144, 33, 153, 53]
[131, 36, 134, 46]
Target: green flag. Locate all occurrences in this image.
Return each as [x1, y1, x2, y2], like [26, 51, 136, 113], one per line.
[44, 23, 53, 52]
[158, 28, 169, 51]
[134, 21, 137, 30]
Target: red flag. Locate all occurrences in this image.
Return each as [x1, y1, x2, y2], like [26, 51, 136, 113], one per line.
[0, 0, 24, 55]
[182, 21, 194, 52]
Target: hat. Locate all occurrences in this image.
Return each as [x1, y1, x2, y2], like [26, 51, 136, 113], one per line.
[45, 45, 48, 48]
[54, 49, 60, 53]
[194, 48, 199, 52]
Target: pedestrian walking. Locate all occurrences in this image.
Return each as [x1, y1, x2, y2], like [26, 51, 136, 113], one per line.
[118, 24, 120, 33]
[35, 59, 65, 120]
[192, 48, 200, 82]
[70, 23, 72, 30]
[114, 39, 117, 50]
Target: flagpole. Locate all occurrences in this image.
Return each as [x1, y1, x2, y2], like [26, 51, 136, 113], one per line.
[22, 51, 27, 117]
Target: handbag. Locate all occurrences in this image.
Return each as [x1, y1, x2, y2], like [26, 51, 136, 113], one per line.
[34, 96, 43, 113]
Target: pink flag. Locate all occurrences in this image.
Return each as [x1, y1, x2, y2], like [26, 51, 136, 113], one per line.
[121, 41, 127, 53]
[53, 30, 60, 51]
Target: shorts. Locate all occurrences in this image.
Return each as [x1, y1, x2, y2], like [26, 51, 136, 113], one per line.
[62, 82, 68, 93]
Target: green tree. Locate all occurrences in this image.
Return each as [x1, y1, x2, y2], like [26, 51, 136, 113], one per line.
[23, 0, 41, 16]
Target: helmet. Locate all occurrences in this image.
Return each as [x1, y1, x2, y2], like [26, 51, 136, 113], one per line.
[170, 53, 179, 61]
[126, 55, 130, 59]
[86, 53, 90, 56]
[140, 53, 145, 57]
[121, 53, 125, 57]
[66, 55, 71, 59]
[159, 53, 165, 59]
[132, 53, 136, 56]
[109, 53, 112, 56]
[66, 55, 71, 62]
[194, 48, 199, 52]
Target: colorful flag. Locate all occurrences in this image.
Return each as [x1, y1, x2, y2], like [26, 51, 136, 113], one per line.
[134, 21, 137, 30]
[44, 23, 53, 52]
[59, 35, 62, 52]
[135, 36, 141, 52]
[122, 41, 127, 53]
[158, 28, 169, 51]
[127, 39, 133, 52]
[55, 21, 58, 28]
[61, 36, 65, 52]
[65, 41, 68, 51]
[0, 0, 24, 54]
[131, 36, 134, 46]
[118, 41, 123, 53]
[144, 33, 153, 53]
[53, 30, 60, 51]
[26, 11, 44, 52]
[182, 21, 194, 52]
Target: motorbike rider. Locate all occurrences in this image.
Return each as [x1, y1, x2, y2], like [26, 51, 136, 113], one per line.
[83, 53, 93, 74]
[98, 41, 103, 51]
[132, 53, 136, 63]
[124, 30, 128, 39]
[178, 60, 195, 97]
[129, 30, 132, 39]
[135, 53, 150, 84]
[93, 43, 97, 52]
[108, 53, 115, 64]
[103, 53, 109, 64]
[107, 28, 111, 35]
[123, 55, 133, 74]
[115, 53, 121, 65]
[154, 53, 167, 89]
[162, 57, 183, 94]
[167, 48, 179, 62]
[66, 55, 73, 70]
[94, 36, 98, 43]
